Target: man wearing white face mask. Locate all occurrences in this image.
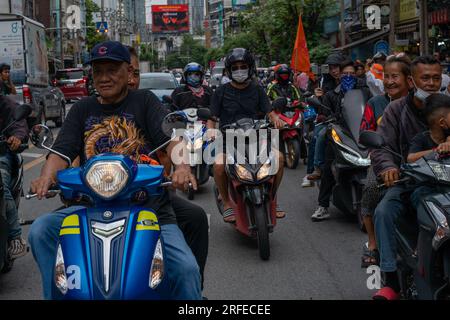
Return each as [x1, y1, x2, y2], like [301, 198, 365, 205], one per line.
[207, 48, 286, 223]
[371, 55, 444, 300]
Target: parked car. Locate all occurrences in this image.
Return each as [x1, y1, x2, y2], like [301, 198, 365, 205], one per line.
[210, 62, 225, 89]
[139, 72, 179, 102]
[53, 68, 89, 103]
[0, 14, 66, 128]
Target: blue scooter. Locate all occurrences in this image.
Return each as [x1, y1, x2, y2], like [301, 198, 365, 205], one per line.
[25, 110, 199, 299]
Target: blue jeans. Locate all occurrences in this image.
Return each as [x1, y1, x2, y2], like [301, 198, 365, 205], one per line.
[374, 185, 414, 272]
[313, 124, 327, 169]
[28, 206, 202, 300]
[0, 153, 20, 240]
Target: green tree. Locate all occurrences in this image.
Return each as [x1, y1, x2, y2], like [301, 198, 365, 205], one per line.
[85, 0, 107, 51]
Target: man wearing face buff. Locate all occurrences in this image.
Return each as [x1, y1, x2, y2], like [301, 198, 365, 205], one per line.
[371, 55, 443, 300]
[171, 62, 213, 111]
[207, 48, 286, 223]
[310, 60, 372, 221]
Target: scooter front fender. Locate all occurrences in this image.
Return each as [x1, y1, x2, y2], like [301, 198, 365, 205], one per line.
[57, 205, 164, 300]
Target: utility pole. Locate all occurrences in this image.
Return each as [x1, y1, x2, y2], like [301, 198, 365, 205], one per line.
[419, 0, 429, 55]
[59, 0, 64, 69]
[389, 0, 396, 52]
[101, 0, 105, 24]
[340, 0, 345, 47]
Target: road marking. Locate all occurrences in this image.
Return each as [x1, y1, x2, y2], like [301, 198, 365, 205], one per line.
[24, 155, 46, 171]
[21, 152, 44, 158]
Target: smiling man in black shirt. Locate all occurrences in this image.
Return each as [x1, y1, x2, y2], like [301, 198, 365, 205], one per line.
[28, 41, 202, 300]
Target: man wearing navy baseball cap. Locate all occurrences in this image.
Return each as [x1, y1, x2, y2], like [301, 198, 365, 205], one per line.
[28, 41, 204, 300]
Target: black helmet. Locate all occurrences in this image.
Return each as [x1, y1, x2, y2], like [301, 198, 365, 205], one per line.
[183, 62, 204, 87]
[275, 64, 291, 84]
[325, 53, 345, 66]
[225, 48, 255, 80]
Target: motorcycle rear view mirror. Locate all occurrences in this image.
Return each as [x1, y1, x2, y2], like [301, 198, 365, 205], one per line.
[161, 111, 189, 137]
[305, 97, 324, 109]
[197, 108, 212, 121]
[272, 97, 287, 110]
[359, 130, 385, 148]
[13, 104, 32, 122]
[30, 124, 54, 149]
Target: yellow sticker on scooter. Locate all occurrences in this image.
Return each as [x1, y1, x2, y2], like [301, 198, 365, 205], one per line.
[60, 214, 80, 236]
[136, 211, 160, 231]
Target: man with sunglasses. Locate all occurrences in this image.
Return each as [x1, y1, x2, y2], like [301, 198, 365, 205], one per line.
[170, 62, 213, 111]
[207, 48, 286, 223]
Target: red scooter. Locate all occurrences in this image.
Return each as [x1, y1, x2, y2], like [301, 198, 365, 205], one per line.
[273, 97, 305, 169]
[213, 116, 280, 260]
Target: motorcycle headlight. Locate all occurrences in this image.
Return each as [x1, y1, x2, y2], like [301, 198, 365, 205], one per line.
[426, 201, 450, 250]
[149, 238, 164, 289]
[55, 244, 68, 295]
[428, 161, 450, 182]
[341, 150, 371, 167]
[257, 159, 273, 181]
[331, 128, 342, 144]
[85, 161, 129, 200]
[236, 165, 253, 181]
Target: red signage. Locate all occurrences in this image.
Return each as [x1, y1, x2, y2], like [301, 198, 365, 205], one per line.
[152, 5, 189, 33]
[429, 8, 449, 25]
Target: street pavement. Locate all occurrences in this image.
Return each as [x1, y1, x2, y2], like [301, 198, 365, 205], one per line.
[0, 104, 375, 300]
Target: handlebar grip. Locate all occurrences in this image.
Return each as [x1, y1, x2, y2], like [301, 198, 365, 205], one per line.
[25, 189, 60, 200]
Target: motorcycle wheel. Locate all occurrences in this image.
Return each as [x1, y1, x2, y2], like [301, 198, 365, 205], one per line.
[188, 187, 195, 200]
[285, 139, 300, 169]
[254, 205, 270, 260]
[357, 205, 367, 233]
[1, 257, 13, 274]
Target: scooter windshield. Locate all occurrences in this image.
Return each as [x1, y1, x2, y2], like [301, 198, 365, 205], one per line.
[341, 89, 367, 142]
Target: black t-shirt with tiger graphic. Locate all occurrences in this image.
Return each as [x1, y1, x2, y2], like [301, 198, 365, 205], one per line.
[52, 89, 175, 224]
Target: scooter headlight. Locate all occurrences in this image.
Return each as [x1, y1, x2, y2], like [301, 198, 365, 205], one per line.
[55, 244, 68, 295]
[426, 201, 450, 250]
[236, 165, 252, 181]
[85, 161, 129, 199]
[340, 150, 371, 167]
[149, 238, 164, 289]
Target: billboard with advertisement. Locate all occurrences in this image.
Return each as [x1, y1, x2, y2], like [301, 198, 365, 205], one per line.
[151, 5, 189, 33]
[0, 19, 26, 84]
[24, 20, 48, 85]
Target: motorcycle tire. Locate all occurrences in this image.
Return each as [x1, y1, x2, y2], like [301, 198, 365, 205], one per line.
[285, 139, 300, 169]
[357, 205, 367, 233]
[254, 205, 270, 260]
[188, 187, 195, 200]
[1, 257, 13, 274]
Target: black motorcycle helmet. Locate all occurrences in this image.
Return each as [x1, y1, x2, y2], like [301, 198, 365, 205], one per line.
[225, 48, 255, 82]
[275, 64, 291, 84]
[325, 52, 345, 66]
[183, 62, 204, 87]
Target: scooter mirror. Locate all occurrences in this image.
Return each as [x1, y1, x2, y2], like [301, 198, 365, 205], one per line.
[30, 124, 54, 149]
[359, 130, 385, 148]
[161, 111, 188, 137]
[305, 97, 324, 109]
[272, 97, 287, 110]
[197, 108, 211, 121]
[13, 104, 32, 122]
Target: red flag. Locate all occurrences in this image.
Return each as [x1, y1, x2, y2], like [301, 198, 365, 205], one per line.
[291, 15, 313, 79]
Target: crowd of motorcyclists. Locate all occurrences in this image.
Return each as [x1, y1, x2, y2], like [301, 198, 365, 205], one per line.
[1, 37, 450, 300]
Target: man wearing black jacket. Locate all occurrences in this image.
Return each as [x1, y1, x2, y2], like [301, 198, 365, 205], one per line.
[311, 60, 371, 221]
[371, 55, 443, 300]
[0, 94, 28, 259]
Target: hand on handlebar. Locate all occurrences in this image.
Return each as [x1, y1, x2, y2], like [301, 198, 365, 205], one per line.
[171, 165, 198, 192]
[7, 136, 21, 151]
[30, 176, 57, 200]
[381, 168, 400, 188]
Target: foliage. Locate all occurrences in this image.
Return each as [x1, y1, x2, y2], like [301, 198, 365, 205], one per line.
[85, 0, 107, 51]
[164, 34, 208, 69]
[309, 43, 334, 65]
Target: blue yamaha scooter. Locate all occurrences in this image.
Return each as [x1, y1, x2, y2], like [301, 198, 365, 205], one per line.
[26, 110, 205, 299]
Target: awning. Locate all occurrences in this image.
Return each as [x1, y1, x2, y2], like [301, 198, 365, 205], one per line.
[395, 23, 418, 34]
[333, 25, 390, 51]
